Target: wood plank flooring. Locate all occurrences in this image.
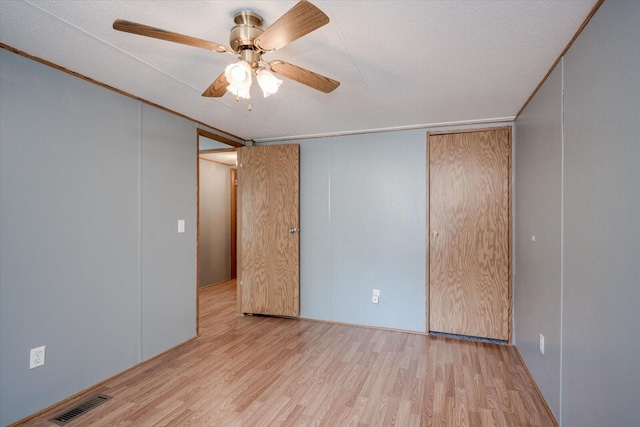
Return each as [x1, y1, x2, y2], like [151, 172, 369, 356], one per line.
[21, 280, 555, 426]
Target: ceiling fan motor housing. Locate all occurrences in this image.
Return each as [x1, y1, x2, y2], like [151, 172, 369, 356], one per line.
[230, 11, 264, 66]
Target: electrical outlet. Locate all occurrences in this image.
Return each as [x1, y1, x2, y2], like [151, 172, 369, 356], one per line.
[539, 334, 545, 355]
[30, 346, 46, 369]
[372, 295, 379, 304]
[372, 289, 380, 297]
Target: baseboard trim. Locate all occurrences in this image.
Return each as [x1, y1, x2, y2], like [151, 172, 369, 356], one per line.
[513, 346, 559, 427]
[9, 336, 198, 427]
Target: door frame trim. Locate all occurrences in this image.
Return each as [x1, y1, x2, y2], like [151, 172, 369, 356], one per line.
[230, 168, 237, 281]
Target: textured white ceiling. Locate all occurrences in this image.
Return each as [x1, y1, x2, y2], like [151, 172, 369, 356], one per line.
[200, 151, 237, 167]
[0, 0, 598, 142]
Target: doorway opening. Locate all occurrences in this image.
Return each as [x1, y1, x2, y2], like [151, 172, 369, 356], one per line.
[196, 129, 242, 335]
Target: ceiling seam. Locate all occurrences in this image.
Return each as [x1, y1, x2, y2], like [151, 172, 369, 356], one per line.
[320, 1, 389, 123]
[22, 0, 202, 93]
[514, 0, 604, 120]
[19, 0, 284, 136]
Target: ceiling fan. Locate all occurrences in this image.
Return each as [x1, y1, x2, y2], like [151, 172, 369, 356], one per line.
[113, 0, 340, 107]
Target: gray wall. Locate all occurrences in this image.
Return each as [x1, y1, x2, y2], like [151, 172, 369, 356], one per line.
[515, 64, 563, 417]
[329, 132, 426, 330]
[515, 1, 640, 425]
[264, 133, 427, 330]
[562, 0, 639, 425]
[269, 124, 508, 333]
[198, 159, 232, 287]
[199, 136, 235, 151]
[141, 105, 197, 359]
[0, 49, 197, 425]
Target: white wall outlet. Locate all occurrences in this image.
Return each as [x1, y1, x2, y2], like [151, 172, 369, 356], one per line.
[177, 219, 185, 233]
[372, 295, 379, 304]
[539, 334, 545, 355]
[30, 346, 45, 369]
[372, 289, 380, 297]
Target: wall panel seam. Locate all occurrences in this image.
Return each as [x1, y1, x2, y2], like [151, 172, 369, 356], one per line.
[328, 137, 333, 320]
[138, 102, 144, 363]
[559, 56, 565, 427]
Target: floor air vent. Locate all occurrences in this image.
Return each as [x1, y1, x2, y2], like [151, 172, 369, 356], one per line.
[49, 394, 112, 425]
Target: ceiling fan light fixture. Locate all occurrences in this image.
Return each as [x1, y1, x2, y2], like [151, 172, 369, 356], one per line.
[113, 1, 340, 105]
[224, 60, 252, 87]
[256, 69, 282, 98]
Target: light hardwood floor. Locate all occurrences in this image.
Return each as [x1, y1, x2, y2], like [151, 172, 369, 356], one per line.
[21, 280, 555, 426]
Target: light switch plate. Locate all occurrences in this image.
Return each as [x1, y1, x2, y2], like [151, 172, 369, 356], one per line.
[178, 220, 185, 233]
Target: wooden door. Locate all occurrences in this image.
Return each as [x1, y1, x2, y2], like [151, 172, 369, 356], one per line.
[237, 144, 300, 317]
[429, 128, 511, 340]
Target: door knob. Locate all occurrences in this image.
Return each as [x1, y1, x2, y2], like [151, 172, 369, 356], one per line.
[289, 227, 298, 233]
[432, 230, 439, 237]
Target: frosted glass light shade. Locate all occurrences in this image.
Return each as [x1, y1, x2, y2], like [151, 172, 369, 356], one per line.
[226, 84, 251, 99]
[256, 69, 282, 98]
[224, 60, 252, 87]
[224, 60, 252, 99]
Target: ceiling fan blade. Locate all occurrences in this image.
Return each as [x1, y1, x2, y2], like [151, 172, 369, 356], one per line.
[270, 61, 339, 93]
[254, 0, 329, 52]
[113, 20, 231, 53]
[202, 72, 229, 97]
